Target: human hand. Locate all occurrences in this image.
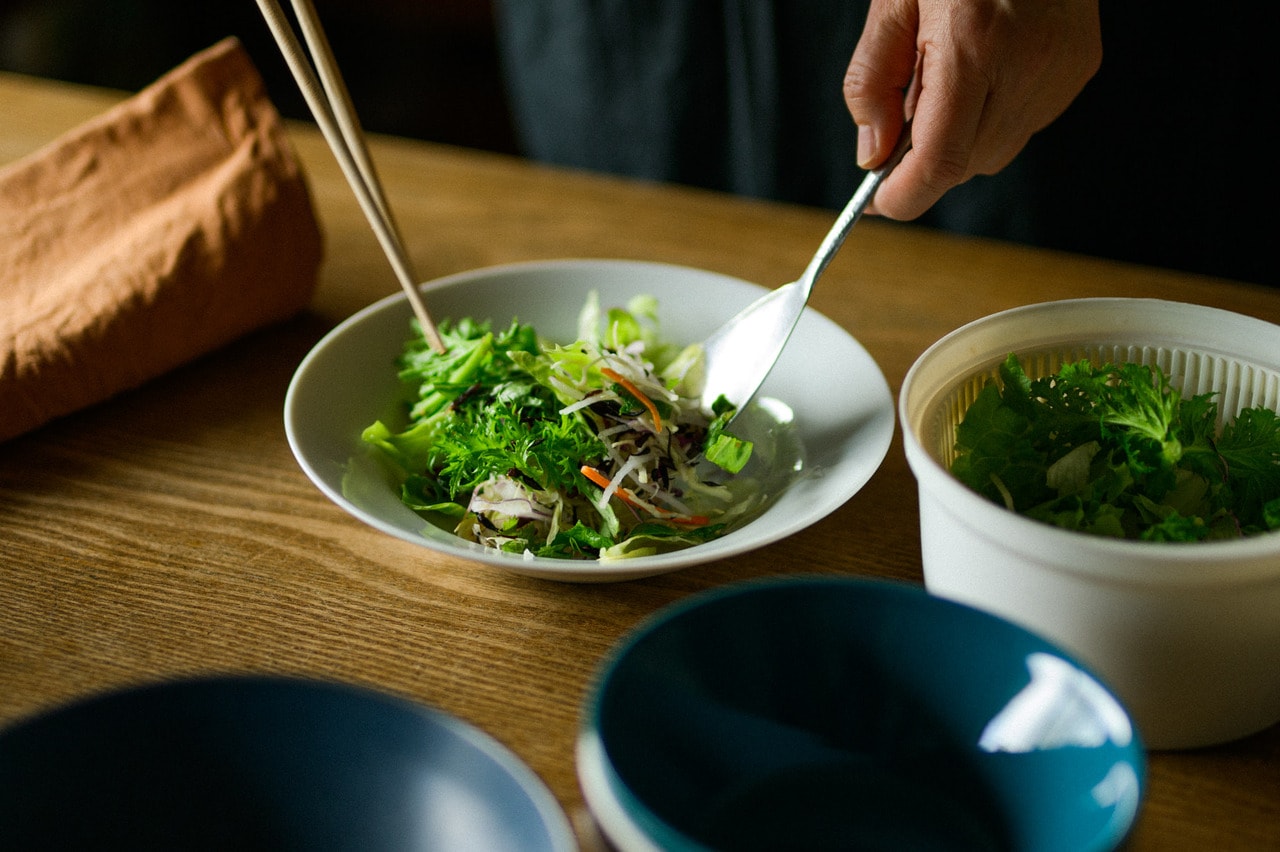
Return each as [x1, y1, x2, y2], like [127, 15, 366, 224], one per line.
[843, 0, 1102, 219]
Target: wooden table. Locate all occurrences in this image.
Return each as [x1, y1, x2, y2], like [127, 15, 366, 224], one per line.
[2, 70, 1276, 849]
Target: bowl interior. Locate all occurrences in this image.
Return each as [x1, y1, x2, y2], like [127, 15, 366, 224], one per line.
[906, 298, 1280, 470]
[0, 677, 574, 851]
[580, 577, 1144, 851]
[285, 259, 895, 582]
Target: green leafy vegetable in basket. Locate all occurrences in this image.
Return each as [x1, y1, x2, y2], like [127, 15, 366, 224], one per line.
[361, 292, 759, 560]
[952, 353, 1280, 541]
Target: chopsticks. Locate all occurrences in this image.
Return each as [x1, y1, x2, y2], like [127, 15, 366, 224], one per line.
[254, 0, 446, 353]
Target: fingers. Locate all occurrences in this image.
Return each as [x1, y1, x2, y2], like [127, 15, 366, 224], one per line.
[871, 44, 990, 220]
[844, 0, 918, 169]
[846, 0, 1103, 222]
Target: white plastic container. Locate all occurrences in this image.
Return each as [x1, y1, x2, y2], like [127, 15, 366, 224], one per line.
[899, 298, 1280, 749]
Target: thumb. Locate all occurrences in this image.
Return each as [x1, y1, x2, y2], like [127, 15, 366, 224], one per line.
[844, 0, 918, 168]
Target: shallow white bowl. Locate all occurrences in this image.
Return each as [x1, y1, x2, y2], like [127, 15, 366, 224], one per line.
[900, 297, 1280, 749]
[286, 259, 894, 582]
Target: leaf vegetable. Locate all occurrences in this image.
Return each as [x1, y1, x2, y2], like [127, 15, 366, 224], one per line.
[951, 354, 1280, 541]
[362, 292, 759, 560]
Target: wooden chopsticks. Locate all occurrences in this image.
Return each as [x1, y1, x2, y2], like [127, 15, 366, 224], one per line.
[254, 0, 446, 353]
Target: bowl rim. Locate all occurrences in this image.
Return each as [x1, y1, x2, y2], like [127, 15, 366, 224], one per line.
[576, 574, 1146, 850]
[284, 257, 895, 582]
[0, 674, 577, 851]
[899, 297, 1280, 586]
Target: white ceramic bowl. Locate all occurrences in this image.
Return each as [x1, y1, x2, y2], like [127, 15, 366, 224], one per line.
[900, 298, 1280, 749]
[286, 259, 894, 583]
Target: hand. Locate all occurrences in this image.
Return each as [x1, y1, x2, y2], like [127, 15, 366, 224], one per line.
[844, 0, 1102, 220]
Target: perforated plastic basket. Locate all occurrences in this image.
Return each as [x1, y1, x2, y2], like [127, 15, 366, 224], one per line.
[900, 298, 1280, 749]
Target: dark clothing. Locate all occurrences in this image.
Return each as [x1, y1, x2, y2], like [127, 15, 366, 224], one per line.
[494, 2, 1275, 287]
[494, 1, 868, 208]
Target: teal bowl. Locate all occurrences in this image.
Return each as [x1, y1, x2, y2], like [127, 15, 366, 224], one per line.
[577, 577, 1145, 851]
[0, 677, 575, 851]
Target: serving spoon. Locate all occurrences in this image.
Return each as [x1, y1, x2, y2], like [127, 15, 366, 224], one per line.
[700, 124, 913, 416]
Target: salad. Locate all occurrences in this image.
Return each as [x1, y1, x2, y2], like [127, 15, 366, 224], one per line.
[951, 354, 1280, 541]
[362, 293, 761, 560]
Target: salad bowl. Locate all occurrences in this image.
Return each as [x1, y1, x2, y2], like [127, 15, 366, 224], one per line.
[285, 259, 894, 582]
[578, 576, 1145, 851]
[900, 297, 1280, 749]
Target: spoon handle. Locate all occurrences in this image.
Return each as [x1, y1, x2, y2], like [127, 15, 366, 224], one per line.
[799, 120, 914, 293]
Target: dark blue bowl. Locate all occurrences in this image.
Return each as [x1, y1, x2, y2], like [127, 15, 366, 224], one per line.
[0, 676, 574, 851]
[578, 577, 1145, 851]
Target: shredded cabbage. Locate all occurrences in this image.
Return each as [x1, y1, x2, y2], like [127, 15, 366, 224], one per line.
[362, 293, 759, 560]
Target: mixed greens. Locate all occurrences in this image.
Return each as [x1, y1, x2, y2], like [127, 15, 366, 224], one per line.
[362, 293, 760, 560]
[951, 354, 1280, 541]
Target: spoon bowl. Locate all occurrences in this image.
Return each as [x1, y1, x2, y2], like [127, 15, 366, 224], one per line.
[701, 125, 912, 415]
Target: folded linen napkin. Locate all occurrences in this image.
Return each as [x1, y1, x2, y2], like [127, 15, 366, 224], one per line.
[0, 37, 323, 443]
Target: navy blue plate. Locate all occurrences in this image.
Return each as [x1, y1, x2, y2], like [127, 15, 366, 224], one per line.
[0, 676, 574, 851]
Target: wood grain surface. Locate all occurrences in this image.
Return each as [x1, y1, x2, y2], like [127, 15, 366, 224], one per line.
[2, 71, 1277, 850]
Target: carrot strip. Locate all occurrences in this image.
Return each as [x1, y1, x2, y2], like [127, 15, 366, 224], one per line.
[600, 367, 663, 431]
[580, 464, 644, 510]
[669, 515, 711, 527]
[580, 464, 708, 525]
[580, 464, 613, 490]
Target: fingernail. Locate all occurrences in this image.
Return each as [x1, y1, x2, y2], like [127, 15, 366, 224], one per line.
[856, 125, 875, 168]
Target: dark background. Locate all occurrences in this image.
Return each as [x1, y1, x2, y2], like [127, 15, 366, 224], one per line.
[1, 2, 1273, 288]
[0, 1, 521, 154]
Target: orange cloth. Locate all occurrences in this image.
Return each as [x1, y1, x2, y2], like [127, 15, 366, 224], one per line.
[0, 37, 323, 442]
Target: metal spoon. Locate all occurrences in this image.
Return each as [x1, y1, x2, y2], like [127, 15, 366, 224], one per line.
[700, 124, 913, 416]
